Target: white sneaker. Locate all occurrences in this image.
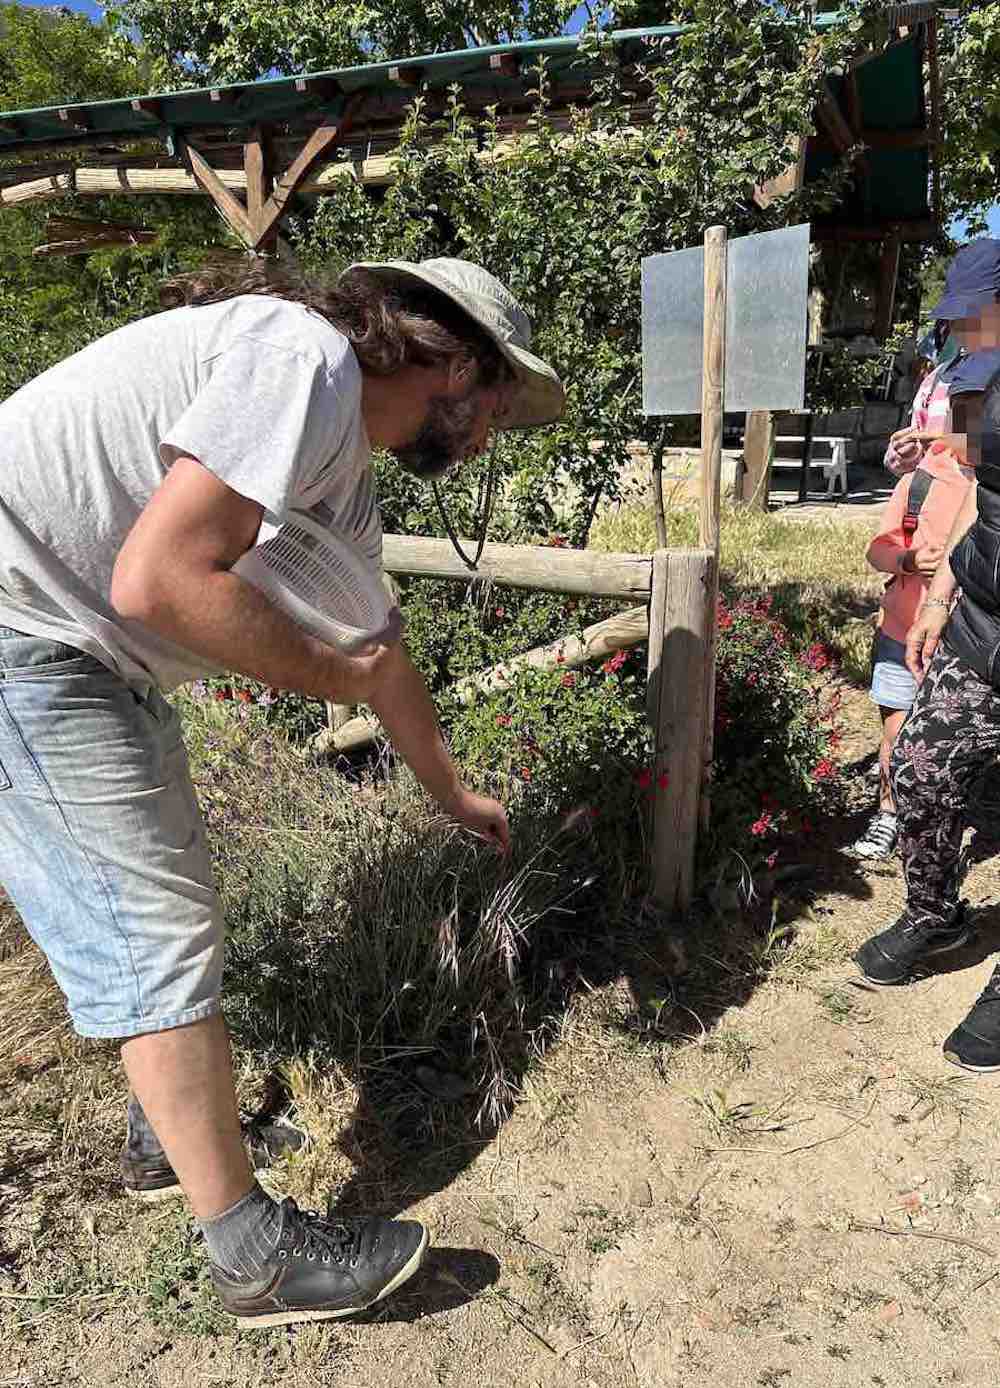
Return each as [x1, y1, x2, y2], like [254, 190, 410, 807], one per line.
[850, 812, 898, 860]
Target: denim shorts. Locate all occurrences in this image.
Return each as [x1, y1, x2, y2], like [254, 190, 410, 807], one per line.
[870, 632, 918, 712]
[0, 627, 223, 1038]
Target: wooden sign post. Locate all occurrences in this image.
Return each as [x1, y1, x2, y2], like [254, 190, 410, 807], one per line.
[698, 225, 727, 832]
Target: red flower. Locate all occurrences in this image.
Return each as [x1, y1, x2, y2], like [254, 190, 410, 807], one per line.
[496, 714, 512, 728]
[717, 609, 734, 631]
[549, 535, 567, 548]
[748, 672, 759, 686]
[635, 767, 653, 790]
[495, 607, 506, 619]
[561, 672, 577, 688]
[812, 758, 836, 781]
[657, 772, 670, 791]
[236, 688, 254, 704]
[214, 686, 232, 702]
[602, 650, 627, 675]
[520, 767, 532, 781]
[556, 651, 566, 664]
[751, 812, 772, 836]
[802, 640, 835, 672]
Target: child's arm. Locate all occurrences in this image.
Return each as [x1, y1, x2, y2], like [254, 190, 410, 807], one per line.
[866, 482, 909, 573]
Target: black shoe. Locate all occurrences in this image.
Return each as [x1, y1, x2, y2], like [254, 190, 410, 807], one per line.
[944, 967, 1000, 1072]
[211, 1199, 429, 1328]
[854, 904, 971, 986]
[119, 1118, 307, 1202]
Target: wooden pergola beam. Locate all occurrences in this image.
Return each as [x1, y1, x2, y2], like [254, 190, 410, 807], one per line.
[813, 126, 931, 152]
[250, 93, 364, 251]
[184, 138, 255, 244]
[244, 124, 274, 238]
[131, 98, 163, 122]
[812, 219, 935, 243]
[815, 80, 855, 155]
[874, 232, 902, 340]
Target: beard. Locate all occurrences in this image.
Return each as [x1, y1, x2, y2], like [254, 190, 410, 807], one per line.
[391, 390, 483, 480]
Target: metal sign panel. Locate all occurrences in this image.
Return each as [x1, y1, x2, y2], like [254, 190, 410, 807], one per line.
[641, 223, 810, 415]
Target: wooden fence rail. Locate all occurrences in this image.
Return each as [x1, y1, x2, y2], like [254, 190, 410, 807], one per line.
[380, 535, 653, 600]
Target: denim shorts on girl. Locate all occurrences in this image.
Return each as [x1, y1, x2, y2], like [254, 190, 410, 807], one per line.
[870, 631, 918, 712]
[0, 627, 223, 1038]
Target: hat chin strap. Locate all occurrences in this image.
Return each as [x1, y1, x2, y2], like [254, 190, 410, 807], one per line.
[432, 439, 501, 573]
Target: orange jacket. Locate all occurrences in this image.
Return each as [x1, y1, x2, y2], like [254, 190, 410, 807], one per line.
[868, 443, 973, 643]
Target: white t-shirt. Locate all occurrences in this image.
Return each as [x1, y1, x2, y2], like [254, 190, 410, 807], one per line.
[0, 295, 384, 692]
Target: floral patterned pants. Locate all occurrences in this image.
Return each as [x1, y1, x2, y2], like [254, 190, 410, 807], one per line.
[890, 640, 1000, 930]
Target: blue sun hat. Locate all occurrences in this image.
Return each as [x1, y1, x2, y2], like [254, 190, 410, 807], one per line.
[930, 239, 1000, 321]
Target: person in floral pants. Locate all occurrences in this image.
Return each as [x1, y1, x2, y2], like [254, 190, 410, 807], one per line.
[856, 332, 1000, 1070]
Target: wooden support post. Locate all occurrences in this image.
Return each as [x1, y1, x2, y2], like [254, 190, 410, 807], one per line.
[740, 410, 774, 510]
[244, 124, 275, 251]
[325, 701, 353, 735]
[184, 139, 255, 245]
[646, 549, 716, 914]
[250, 93, 363, 252]
[798, 412, 815, 503]
[874, 232, 902, 341]
[698, 225, 726, 834]
[699, 226, 727, 553]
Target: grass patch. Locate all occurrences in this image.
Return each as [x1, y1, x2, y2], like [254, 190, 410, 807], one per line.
[592, 500, 880, 682]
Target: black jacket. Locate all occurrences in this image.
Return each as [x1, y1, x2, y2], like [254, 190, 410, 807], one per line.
[948, 456, 1000, 686]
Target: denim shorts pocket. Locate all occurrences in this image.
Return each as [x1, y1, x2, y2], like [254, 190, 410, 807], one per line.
[0, 631, 105, 679]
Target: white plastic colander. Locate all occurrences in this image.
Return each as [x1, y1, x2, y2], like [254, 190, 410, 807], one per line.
[233, 505, 399, 654]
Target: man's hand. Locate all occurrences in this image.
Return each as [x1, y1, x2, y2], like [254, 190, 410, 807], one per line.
[442, 787, 511, 854]
[906, 602, 950, 681]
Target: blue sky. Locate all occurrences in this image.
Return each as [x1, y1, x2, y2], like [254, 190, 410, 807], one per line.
[14, 0, 1000, 240]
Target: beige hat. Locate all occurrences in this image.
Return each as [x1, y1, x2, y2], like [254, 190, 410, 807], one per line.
[346, 256, 565, 430]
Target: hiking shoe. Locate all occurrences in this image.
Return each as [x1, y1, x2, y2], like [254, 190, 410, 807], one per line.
[119, 1117, 307, 1203]
[944, 966, 1000, 1072]
[849, 812, 898, 860]
[854, 904, 971, 986]
[211, 1198, 429, 1328]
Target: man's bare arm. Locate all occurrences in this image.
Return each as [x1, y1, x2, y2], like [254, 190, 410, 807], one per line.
[111, 456, 388, 704]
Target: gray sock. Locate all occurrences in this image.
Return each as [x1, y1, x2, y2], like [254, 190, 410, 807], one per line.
[198, 1181, 284, 1282]
[126, 1094, 163, 1158]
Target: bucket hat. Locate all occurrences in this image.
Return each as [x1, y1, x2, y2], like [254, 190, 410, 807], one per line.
[929, 239, 1000, 321]
[346, 257, 565, 429]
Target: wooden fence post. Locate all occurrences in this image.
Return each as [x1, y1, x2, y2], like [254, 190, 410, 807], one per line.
[740, 409, 774, 510]
[699, 225, 727, 552]
[647, 548, 717, 914]
[699, 225, 727, 832]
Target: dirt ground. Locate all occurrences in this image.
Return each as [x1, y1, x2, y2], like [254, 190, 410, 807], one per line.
[4, 686, 1000, 1388]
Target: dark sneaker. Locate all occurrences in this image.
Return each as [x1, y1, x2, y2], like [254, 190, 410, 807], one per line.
[120, 1117, 307, 1202]
[849, 811, 898, 861]
[944, 967, 1000, 1072]
[854, 904, 971, 986]
[211, 1198, 429, 1328]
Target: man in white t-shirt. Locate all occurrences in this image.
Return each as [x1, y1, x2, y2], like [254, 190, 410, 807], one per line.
[0, 257, 564, 1326]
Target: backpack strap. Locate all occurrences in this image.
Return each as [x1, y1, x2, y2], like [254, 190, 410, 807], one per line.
[902, 467, 933, 547]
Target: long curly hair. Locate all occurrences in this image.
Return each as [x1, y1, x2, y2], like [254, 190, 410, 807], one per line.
[166, 258, 513, 389]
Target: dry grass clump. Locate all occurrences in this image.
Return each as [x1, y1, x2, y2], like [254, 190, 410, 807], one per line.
[0, 909, 76, 1073]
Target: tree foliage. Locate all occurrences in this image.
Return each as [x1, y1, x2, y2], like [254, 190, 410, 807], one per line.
[0, 1, 154, 110]
[935, 3, 1000, 234]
